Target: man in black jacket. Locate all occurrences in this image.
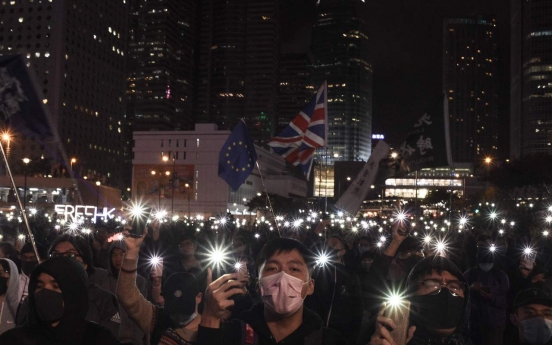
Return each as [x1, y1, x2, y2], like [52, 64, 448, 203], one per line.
[198, 237, 349, 345]
[0, 256, 118, 344]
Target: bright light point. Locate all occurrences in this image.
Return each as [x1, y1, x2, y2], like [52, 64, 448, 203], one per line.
[150, 256, 161, 266]
[459, 217, 468, 225]
[424, 236, 432, 244]
[316, 254, 329, 267]
[386, 293, 405, 308]
[311, 212, 318, 218]
[395, 211, 407, 222]
[352, 227, 358, 232]
[510, 221, 515, 226]
[524, 247, 533, 255]
[376, 242, 383, 248]
[29, 208, 37, 215]
[81, 228, 91, 235]
[155, 210, 167, 220]
[489, 244, 496, 252]
[172, 215, 179, 221]
[254, 233, 260, 238]
[546, 216, 552, 223]
[293, 219, 302, 228]
[544, 230, 550, 237]
[499, 229, 504, 234]
[207, 246, 230, 268]
[490, 212, 497, 219]
[380, 236, 386, 243]
[234, 262, 242, 270]
[338, 211, 344, 217]
[117, 233, 124, 241]
[501, 219, 506, 224]
[284, 221, 290, 227]
[18, 234, 25, 241]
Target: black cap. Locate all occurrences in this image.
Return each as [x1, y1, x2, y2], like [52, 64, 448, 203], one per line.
[513, 288, 552, 310]
[162, 273, 199, 317]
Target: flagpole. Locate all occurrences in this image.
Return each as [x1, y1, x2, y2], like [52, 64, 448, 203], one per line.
[255, 161, 281, 237]
[0, 141, 41, 262]
[414, 170, 419, 219]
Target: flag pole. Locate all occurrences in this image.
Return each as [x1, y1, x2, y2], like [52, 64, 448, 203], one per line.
[0, 141, 41, 262]
[414, 170, 419, 219]
[255, 161, 281, 237]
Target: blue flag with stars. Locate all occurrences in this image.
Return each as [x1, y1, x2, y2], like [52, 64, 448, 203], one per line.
[218, 120, 258, 191]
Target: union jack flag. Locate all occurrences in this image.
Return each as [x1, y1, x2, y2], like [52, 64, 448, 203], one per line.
[268, 81, 327, 179]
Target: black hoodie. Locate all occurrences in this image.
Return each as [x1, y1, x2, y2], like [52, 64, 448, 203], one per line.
[0, 256, 119, 345]
[197, 303, 349, 345]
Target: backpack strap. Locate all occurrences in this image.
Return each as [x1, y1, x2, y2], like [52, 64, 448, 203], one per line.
[304, 328, 324, 345]
[240, 320, 258, 345]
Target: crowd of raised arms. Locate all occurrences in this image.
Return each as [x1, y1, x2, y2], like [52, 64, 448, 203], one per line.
[0, 214, 550, 345]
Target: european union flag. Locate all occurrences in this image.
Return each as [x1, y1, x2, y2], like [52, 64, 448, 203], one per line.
[218, 120, 258, 191]
[0, 54, 53, 137]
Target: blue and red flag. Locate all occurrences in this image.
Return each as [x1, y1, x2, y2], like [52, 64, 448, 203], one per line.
[268, 81, 327, 179]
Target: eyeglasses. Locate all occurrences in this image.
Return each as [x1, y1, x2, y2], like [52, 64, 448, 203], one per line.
[398, 251, 424, 260]
[50, 252, 82, 260]
[419, 279, 465, 297]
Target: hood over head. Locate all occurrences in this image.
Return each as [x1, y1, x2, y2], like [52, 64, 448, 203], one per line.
[0, 258, 20, 318]
[108, 240, 126, 277]
[28, 256, 89, 336]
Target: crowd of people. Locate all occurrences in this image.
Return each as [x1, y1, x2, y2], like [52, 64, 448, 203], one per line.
[0, 213, 549, 344]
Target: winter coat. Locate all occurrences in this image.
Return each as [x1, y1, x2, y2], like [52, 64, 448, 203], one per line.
[0, 256, 119, 344]
[197, 303, 349, 345]
[0, 258, 19, 335]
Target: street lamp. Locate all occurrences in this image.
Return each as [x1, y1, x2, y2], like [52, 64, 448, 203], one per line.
[95, 181, 101, 211]
[484, 157, 492, 188]
[162, 154, 176, 215]
[185, 183, 191, 218]
[70, 158, 77, 171]
[22, 158, 30, 212]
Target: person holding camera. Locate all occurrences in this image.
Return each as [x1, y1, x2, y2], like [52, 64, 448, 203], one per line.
[198, 237, 349, 345]
[116, 228, 203, 345]
[369, 255, 471, 345]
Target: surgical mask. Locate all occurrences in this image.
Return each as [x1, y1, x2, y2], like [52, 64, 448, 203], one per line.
[169, 312, 197, 329]
[479, 263, 494, 272]
[361, 260, 373, 272]
[521, 317, 552, 344]
[410, 289, 465, 330]
[0, 277, 7, 295]
[22, 261, 38, 277]
[34, 289, 64, 322]
[260, 271, 308, 316]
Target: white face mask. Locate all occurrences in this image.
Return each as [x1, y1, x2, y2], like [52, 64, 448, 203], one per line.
[260, 271, 308, 316]
[521, 317, 552, 344]
[479, 263, 494, 272]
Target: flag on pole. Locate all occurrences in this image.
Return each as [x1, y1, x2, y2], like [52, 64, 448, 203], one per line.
[335, 140, 390, 215]
[268, 81, 327, 179]
[396, 94, 451, 175]
[218, 120, 258, 191]
[0, 54, 53, 137]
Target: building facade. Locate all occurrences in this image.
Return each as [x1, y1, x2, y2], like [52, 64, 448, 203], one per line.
[511, 0, 552, 158]
[311, 0, 373, 164]
[196, 0, 280, 145]
[132, 124, 307, 217]
[443, 16, 499, 164]
[0, 0, 128, 188]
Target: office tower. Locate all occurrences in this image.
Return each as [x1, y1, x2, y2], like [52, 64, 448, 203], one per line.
[0, 0, 128, 187]
[277, 45, 313, 134]
[511, 0, 552, 158]
[196, 0, 280, 144]
[311, 0, 373, 164]
[443, 15, 499, 163]
[126, 0, 197, 131]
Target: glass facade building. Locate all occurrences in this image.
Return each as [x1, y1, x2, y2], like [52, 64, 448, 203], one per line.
[0, 0, 128, 188]
[511, 0, 552, 158]
[311, 0, 373, 164]
[443, 16, 499, 164]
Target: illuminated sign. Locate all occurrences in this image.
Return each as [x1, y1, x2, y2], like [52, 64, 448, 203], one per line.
[54, 205, 117, 222]
[372, 134, 385, 140]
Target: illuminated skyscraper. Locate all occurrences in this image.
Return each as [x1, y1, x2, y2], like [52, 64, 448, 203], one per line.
[196, 0, 280, 144]
[126, 0, 197, 131]
[443, 16, 499, 163]
[511, 0, 552, 158]
[311, 0, 373, 164]
[0, 0, 128, 187]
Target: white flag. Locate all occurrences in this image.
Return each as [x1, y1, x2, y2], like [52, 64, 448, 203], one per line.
[335, 141, 390, 215]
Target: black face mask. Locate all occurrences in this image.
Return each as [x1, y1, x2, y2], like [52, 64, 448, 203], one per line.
[34, 289, 64, 322]
[22, 261, 38, 277]
[0, 277, 8, 295]
[410, 289, 465, 330]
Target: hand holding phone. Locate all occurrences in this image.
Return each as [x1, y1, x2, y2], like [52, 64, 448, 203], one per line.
[377, 301, 412, 345]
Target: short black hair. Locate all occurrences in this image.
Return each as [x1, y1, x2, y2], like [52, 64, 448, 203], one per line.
[48, 234, 95, 275]
[257, 238, 314, 271]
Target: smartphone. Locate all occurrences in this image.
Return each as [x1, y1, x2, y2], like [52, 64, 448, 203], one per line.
[152, 257, 164, 278]
[129, 206, 151, 238]
[378, 301, 411, 345]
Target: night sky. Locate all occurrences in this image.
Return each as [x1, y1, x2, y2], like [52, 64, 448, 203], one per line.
[281, 0, 510, 157]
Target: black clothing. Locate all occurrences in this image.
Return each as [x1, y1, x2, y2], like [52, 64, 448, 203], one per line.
[0, 256, 118, 344]
[197, 303, 349, 345]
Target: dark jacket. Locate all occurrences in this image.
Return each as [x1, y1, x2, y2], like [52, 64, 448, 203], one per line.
[0, 256, 119, 344]
[198, 303, 349, 345]
[305, 262, 363, 345]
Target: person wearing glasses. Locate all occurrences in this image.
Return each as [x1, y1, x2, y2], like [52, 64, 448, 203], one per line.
[369, 255, 472, 345]
[16, 235, 121, 341]
[464, 243, 510, 345]
[0, 258, 19, 335]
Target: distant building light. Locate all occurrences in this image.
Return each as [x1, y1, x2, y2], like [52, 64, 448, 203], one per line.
[372, 134, 385, 140]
